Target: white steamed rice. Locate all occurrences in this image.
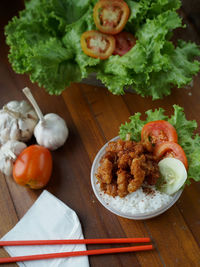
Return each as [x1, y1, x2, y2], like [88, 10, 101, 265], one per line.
[96, 183, 173, 215]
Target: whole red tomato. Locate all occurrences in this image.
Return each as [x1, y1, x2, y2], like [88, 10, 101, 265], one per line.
[13, 145, 52, 189]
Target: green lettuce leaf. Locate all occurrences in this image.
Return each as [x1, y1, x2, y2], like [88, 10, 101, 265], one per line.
[95, 9, 200, 99]
[119, 105, 200, 183]
[29, 38, 81, 94]
[5, 0, 95, 94]
[5, 0, 200, 98]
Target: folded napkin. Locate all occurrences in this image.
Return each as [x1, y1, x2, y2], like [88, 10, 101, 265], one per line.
[1, 190, 90, 267]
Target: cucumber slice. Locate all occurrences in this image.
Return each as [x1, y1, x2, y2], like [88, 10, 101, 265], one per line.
[158, 158, 187, 195]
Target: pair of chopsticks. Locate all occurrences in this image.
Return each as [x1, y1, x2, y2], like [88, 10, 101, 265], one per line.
[0, 238, 153, 264]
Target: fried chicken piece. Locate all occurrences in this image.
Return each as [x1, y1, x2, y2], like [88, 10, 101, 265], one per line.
[105, 183, 118, 197]
[96, 158, 113, 184]
[128, 156, 146, 193]
[96, 139, 160, 198]
[99, 183, 118, 197]
[128, 142, 144, 158]
[102, 151, 117, 163]
[130, 155, 146, 176]
[117, 152, 132, 170]
[117, 169, 129, 197]
[106, 139, 125, 153]
[123, 140, 136, 151]
[134, 142, 145, 155]
[117, 142, 144, 169]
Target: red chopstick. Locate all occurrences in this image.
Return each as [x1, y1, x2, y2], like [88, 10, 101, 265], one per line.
[0, 245, 153, 264]
[0, 237, 150, 247]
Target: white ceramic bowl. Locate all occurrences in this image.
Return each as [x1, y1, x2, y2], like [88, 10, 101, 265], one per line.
[91, 136, 183, 220]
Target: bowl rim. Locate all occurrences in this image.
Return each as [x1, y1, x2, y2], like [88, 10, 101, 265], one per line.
[91, 136, 183, 220]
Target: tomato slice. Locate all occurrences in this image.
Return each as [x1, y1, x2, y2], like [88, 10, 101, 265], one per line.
[113, 31, 136, 56]
[81, 30, 115, 59]
[141, 120, 178, 152]
[93, 0, 130, 35]
[154, 141, 188, 170]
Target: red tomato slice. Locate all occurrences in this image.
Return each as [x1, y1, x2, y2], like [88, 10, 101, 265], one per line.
[81, 30, 115, 59]
[154, 141, 188, 169]
[113, 31, 136, 56]
[141, 120, 178, 151]
[93, 0, 130, 35]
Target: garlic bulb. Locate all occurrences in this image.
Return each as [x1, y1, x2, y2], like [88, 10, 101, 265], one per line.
[34, 113, 69, 150]
[23, 87, 69, 150]
[0, 140, 27, 176]
[0, 100, 38, 145]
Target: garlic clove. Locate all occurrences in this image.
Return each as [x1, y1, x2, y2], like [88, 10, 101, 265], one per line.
[0, 140, 27, 176]
[0, 111, 20, 144]
[34, 113, 69, 151]
[0, 100, 38, 145]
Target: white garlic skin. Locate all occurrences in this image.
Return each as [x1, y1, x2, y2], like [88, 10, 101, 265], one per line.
[0, 140, 27, 176]
[0, 100, 38, 145]
[0, 111, 19, 142]
[34, 113, 69, 151]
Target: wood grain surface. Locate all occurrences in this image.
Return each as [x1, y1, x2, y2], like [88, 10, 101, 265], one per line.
[0, 1, 200, 266]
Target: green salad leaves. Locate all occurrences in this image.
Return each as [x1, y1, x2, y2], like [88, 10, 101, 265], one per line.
[5, 0, 200, 99]
[119, 105, 200, 183]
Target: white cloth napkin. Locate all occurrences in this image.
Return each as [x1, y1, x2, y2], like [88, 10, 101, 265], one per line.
[1, 190, 90, 267]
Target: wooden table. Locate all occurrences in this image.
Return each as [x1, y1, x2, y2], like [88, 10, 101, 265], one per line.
[0, 1, 200, 266]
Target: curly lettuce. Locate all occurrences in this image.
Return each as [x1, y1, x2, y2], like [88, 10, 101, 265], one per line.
[5, 0, 200, 99]
[119, 105, 200, 183]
